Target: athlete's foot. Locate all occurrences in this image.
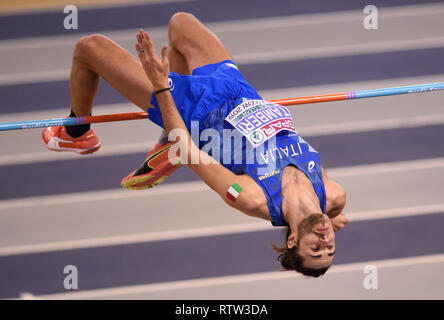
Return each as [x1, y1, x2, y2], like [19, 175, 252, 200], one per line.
[121, 142, 182, 190]
[42, 126, 101, 154]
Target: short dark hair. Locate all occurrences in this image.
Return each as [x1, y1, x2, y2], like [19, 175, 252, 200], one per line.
[272, 227, 330, 278]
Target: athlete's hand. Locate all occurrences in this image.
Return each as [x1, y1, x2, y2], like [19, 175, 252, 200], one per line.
[136, 29, 170, 92]
[330, 213, 350, 232]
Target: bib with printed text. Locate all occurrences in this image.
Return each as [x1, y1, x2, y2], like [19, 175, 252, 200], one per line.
[225, 100, 297, 147]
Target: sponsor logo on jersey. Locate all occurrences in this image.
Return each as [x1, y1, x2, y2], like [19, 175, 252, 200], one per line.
[168, 77, 175, 91]
[308, 160, 315, 173]
[225, 99, 297, 148]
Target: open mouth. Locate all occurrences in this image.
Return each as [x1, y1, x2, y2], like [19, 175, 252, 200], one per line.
[315, 226, 329, 234]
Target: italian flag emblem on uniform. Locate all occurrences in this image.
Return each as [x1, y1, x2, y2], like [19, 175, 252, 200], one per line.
[227, 183, 242, 202]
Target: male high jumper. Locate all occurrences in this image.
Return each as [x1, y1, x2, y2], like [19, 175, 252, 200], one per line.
[42, 12, 348, 277]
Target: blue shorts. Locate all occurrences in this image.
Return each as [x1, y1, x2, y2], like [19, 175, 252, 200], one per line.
[148, 60, 262, 131]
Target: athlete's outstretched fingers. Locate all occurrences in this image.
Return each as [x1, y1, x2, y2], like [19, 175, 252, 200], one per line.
[135, 43, 141, 54]
[135, 38, 149, 77]
[136, 44, 145, 69]
[143, 29, 151, 46]
[140, 34, 154, 69]
[139, 30, 164, 69]
[136, 31, 149, 62]
[144, 31, 158, 60]
[135, 29, 169, 91]
[136, 30, 143, 49]
[136, 33, 143, 49]
[139, 30, 149, 52]
[138, 31, 153, 63]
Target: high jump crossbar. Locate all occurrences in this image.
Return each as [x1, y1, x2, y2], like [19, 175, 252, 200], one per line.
[1, 82, 443, 131]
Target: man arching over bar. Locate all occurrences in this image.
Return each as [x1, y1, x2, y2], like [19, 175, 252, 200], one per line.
[42, 12, 349, 277]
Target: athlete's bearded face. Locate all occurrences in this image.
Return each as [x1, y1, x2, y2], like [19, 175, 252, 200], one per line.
[294, 213, 335, 269]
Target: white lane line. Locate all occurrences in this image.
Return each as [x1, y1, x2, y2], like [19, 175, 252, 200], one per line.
[235, 36, 444, 65]
[0, 180, 208, 211]
[348, 203, 444, 222]
[1, 157, 443, 212]
[0, 141, 156, 166]
[3, 36, 444, 86]
[18, 292, 38, 300]
[2, 112, 444, 166]
[16, 253, 444, 300]
[0, 201, 443, 257]
[210, 3, 444, 33]
[328, 157, 444, 178]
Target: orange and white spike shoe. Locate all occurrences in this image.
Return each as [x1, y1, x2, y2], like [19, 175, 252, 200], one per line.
[42, 126, 100, 155]
[121, 142, 182, 190]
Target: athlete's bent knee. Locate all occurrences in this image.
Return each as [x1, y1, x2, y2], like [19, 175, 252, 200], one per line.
[73, 34, 107, 62]
[169, 12, 195, 44]
[170, 11, 195, 27]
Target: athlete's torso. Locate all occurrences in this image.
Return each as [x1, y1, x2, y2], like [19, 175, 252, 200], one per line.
[149, 60, 327, 226]
[201, 98, 327, 226]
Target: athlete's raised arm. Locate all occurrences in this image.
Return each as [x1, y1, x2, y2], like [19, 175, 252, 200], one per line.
[135, 29, 266, 217]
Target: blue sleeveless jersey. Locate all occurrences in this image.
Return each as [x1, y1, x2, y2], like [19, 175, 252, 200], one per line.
[201, 98, 327, 226]
[148, 60, 327, 227]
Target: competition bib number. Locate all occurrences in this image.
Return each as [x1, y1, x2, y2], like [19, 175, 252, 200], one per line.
[225, 99, 297, 147]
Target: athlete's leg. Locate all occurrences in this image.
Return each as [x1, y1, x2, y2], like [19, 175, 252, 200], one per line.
[70, 34, 154, 116]
[43, 34, 155, 153]
[152, 13, 223, 144]
[168, 12, 233, 73]
[43, 33, 185, 154]
[121, 13, 232, 189]
[168, 45, 191, 75]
